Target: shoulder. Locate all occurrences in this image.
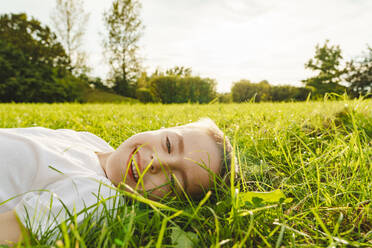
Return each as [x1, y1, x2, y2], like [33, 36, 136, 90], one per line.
[0, 127, 114, 152]
[75, 131, 114, 152]
[0, 127, 63, 141]
[0, 126, 49, 136]
[54, 129, 114, 152]
[0, 128, 38, 163]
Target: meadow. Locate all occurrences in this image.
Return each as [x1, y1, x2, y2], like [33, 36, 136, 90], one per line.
[0, 98, 371, 247]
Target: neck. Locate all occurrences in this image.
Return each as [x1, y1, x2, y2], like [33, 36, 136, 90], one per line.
[95, 151, 112, 177]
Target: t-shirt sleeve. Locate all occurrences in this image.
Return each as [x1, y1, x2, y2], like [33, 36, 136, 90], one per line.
[55, 129, 114, 152]
[77, 131, 115, 152]
[14, 176, 117, 235]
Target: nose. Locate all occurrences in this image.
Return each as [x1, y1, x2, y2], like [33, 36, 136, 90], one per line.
[148, 154, 157, 173]
[147, 152, 172, 174]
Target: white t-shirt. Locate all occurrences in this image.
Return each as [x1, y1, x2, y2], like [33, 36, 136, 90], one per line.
[0, 127, 117, 234]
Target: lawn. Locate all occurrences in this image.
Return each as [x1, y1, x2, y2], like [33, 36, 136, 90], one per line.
[0, 98, 371, 247]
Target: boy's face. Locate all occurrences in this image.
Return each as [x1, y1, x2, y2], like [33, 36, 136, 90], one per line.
[105, 125, 221, 198]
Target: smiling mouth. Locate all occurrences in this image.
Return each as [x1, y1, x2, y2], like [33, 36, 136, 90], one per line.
[130, 158, 139, 182]
[128, 148, 140, 183]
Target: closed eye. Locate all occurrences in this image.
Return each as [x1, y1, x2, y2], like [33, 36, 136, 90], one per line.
[166, 136, 171, 153]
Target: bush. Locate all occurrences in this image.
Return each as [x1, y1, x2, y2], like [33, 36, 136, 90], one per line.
[271, 86, 311, 101]
[136, 87, 156, 103]
[231, 80, 271, 102]
[231, 80, 311, 102]
[218, 93, 232, 103]
[149, 76, 217, 103]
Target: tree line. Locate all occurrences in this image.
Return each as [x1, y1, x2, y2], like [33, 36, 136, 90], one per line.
[0, 0, 371, 103]
[230, 40, 371, 103]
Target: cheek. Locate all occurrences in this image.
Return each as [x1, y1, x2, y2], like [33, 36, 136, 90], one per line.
[142, 174, 170, 197]
[106, 153, 124, 185]
[188, 171, 211, 193]
[107, 149, 139, 186]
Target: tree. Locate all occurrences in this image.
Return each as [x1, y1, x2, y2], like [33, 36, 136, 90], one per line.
[136, 87, 155, 103]
[218, 92, 232, 103]
[51, 0, 90, 75]
[270, 85, 310, 101]
[302, 40, 347, 97]
[103, 0, 143, 97]
[231, 79, 310, 102]
[89, 77, 111, 92]
[346, 46, 372, 97]
[165, 66, 192, 77]
[0, 13, 86, 102]
[0, 13, 69, 69]
[150, 66, 192, 78]
[231, 80, 271, 102]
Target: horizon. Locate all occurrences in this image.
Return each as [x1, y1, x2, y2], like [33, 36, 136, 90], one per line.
[1, 0, 372, 92]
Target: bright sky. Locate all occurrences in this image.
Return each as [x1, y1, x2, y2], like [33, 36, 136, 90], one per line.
[1, 0, 372, 92]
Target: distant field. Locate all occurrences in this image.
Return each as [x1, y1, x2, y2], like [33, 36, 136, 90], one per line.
[0, 99, 371, 247]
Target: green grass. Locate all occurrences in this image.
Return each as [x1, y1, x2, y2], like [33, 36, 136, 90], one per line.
[0, 98, 371, 247]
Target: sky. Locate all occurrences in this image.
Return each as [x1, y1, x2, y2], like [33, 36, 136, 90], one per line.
[1, 0, 372, 92]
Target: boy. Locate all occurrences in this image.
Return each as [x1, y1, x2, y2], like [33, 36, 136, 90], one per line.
[0, 118, 235, 244]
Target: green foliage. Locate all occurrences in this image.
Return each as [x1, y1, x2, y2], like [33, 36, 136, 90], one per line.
[136, 87, 156, 103]
[270, 85, 311, 101]
[151, 66, 193, 78]
[0, 13, 86, 102]
[103, 0, 143, 97]
[165, 66, 192, 77]
[0, 13, 69, 69]
[136, 71, 151, 89]
[231, 80, 309, 102]
[0, 99, 371, 247]
[88, 77, 112, 92]
[218, 92, 232, 103]
[346, 46, 372, 97]
[0, 40, 84, 102]
[302, 40, 347, 97]
[231, 80, 270, 102]
[53, 74, 87, 102]
[137, 67, 217, 104]
[111, 76, 137, 98]
[150, 75, 217, 103]
[171, 226, 199, 248]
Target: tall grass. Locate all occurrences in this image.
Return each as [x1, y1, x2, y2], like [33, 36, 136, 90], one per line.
[0, 98, 371, 247]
